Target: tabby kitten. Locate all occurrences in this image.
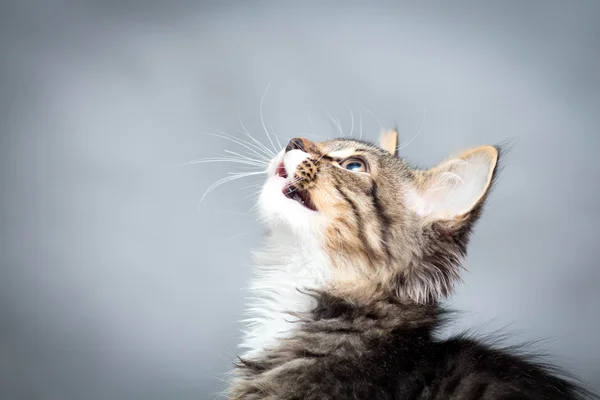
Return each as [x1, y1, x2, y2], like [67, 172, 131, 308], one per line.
[229, 131, 595, 399]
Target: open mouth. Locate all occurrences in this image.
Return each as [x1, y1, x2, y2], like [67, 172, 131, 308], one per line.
[276, 162, 317, 211]
[282, 183, 316, 211]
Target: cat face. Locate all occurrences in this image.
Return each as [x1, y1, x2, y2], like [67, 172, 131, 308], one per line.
[259, 131, 499, 303]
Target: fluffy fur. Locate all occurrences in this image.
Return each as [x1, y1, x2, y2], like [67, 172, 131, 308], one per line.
[229, 133, 596, 399]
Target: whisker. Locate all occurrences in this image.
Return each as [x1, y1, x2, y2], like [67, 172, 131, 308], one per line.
[268, 124, 283, 150]
[289, 176, 303, 186]
[214, 153, 266, 164]
[171, 157, 265, 168]
[217, 130, 274, 159]
[241, 181, 265, 190]
[223, 149, 269, 164]
[301, 111, 336, 140]
[206, 156, 264, 166]
[241, 188, 265, 201]
[238, 119, 276, 157]
[259, 81, 279, 154]
[249, 202, 261, 214]
[348, 107, 355, 138]
[398, 107, 428, 151]
[330, 114, 344, 137]
[319, 105, 343, 137]
[359, 109, 364, 139]
[227, 168, 264, 175]
[364, 108, 382, 136]
[201, 170, 267, 203]
[207, 131, 273, 160]
[312, 149, 330, 166]
[334, 118, 343, 137]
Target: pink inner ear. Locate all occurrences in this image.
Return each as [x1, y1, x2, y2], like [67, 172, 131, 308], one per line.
[412, 199, 434, 217]
[406, 147, 497, 220]
[405, 189, 434, 217]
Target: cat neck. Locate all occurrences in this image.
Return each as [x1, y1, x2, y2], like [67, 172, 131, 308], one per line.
[239, 226, 330, 359]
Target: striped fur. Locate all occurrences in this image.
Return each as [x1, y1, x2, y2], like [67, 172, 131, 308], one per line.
[229, 135, 595, 399]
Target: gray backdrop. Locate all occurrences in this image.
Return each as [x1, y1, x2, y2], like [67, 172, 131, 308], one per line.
[1, 1, 599, 399]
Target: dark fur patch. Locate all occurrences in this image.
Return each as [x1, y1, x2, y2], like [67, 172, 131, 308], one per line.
[233, 294, 596, 399]
[369, 180, 393, 263]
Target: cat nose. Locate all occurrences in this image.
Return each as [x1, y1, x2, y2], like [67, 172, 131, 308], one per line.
[285, 138, 306, 153]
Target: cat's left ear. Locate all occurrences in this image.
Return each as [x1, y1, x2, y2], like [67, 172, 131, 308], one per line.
[379, 129, 398, 156]
[408, 146, 499, 221]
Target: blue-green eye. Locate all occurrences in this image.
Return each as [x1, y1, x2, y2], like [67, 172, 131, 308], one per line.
[341, 158, 368, 173]
[345, 162, 363, 171]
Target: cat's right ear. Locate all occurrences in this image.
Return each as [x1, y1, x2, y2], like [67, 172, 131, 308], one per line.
[407, 145, 499, 222]
[396, 146, 500, 304]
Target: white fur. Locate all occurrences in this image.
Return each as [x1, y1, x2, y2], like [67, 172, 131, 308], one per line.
[327, 148, 356, 159]
[239, 231, 330, 359]
[283, 149, 309, 177]
[240, 150, 330, 359]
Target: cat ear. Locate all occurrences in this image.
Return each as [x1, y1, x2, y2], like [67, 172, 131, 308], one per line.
[408, 146, 499, 220]
[378, 129, 398, 156]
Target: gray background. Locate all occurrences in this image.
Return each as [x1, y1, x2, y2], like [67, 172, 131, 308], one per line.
[1, 1, 599, 399]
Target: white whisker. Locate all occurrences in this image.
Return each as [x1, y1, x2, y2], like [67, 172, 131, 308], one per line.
[259, 81, 279, 153]
[365, 108, 382, 136]
[207, 131, 273, 160]
[201, 170, 267, 203]
[268, 124, 283, 150]
[359, 109, 364, 139]
[241, 181, 265, 190]
[306, 111, 332, 140]
[330, 116, 343, 137]
[241, 188, 266, 201]
[217, 130, 274, 159]
[398, 107, 427, 151]
[223, 149, 268, 164]
[335, 118, 343, 137]
[227, 168, 262, 175]
[171, 157, 265, 168]
[348, 107, 355, 138]
[320, 105, 344, 137]
[238, 119, 276, 157]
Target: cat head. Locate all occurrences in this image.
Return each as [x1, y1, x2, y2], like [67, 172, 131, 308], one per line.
[258, 131, 500, 304]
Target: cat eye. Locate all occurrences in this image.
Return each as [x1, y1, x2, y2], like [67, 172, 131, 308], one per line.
[340, 158, 368, 173]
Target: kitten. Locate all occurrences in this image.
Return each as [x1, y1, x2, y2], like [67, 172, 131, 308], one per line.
[229, 131, 596, 399]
